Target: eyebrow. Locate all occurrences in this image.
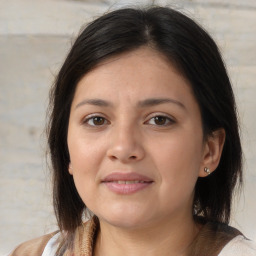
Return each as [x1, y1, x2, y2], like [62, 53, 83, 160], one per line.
[75, 97, 185, 110]
[138, 98, 186, 109]
[75, 99, 113, 109]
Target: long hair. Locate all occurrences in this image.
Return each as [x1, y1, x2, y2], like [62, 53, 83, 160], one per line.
[47, 5, 242, 249]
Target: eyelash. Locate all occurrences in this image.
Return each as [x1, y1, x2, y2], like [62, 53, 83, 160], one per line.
[83, 115, 109, 127]
[145, 115, 175, 126]
[82, 114, 175, 127]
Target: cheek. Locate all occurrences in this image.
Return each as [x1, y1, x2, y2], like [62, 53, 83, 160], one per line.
[153, 148, 200, 213]
[69, 145, 102, 208]
[68, 128, 105, 170]
[151, 132, 202, 193]
[67, 132, 106, 197]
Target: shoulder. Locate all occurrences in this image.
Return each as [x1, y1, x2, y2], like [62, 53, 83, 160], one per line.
[9, 231, 58, 256]
[190, 219, 255, 256]
[219, 235, 256, 256]
[9, 217, 98, 256]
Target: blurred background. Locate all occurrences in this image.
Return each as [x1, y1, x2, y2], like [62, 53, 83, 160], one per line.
[0, 0, 255, 255]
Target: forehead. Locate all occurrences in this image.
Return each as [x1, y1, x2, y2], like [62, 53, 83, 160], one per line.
[73, 47, 193, 101]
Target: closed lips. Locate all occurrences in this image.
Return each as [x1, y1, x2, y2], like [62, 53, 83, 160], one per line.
[102, 172, 153, 183]
[102, 172, 154, 194]
[106, 180, 152, 184]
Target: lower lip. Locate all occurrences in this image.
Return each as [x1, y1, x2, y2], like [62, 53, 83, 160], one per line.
[103, 182, 152, 194]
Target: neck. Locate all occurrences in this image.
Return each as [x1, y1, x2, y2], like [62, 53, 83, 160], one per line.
[94, 214, 200, 256]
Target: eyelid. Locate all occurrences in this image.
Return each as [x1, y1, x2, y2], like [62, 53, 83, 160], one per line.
[80, 112, 175, 127]
[144, 113, 176, 125]
[82, 113, 110, 126]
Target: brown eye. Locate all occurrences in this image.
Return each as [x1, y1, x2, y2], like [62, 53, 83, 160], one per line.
[85, 116, 107, 126]
[93, 117, 105, 125]
[147, 116, 174, 126]
[154, 116, 167, 125]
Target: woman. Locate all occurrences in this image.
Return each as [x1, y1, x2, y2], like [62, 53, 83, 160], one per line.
[10, 6, 256, 256]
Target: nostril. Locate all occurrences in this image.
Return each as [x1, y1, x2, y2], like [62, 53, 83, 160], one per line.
[107, 144, 145, 162]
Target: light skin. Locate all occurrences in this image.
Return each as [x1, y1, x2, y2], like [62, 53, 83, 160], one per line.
[67, 47, 225, 256]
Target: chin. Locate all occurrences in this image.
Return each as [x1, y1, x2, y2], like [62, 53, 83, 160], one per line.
[105, 216, 147, 230]
[97, 207, 149, 229]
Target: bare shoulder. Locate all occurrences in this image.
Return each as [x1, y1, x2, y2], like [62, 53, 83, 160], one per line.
[9, 231, 58, 256]
[219, 235, 256, 256]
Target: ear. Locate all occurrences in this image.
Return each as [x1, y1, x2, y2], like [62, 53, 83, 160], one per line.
[68, 163, 73, 175]
[199, 128, 226, 177]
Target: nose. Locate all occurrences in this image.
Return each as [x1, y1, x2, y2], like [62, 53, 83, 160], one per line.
[106, 124, 145, 163]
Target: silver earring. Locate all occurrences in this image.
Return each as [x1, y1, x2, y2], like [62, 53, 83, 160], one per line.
[204, 167, 211, 175]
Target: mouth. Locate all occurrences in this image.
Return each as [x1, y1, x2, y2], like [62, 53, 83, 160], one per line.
[102, 172, 153, 194]
[108, 180, 151, 184]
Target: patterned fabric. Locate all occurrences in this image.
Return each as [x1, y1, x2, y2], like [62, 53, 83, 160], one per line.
[64, 216, 97, 256]
[9, 217, 256, 256]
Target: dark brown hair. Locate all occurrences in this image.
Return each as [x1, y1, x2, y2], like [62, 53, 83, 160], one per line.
[47, 5, 242, 247]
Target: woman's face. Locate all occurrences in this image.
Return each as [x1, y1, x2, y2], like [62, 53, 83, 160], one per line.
[67, 47, 208, 229]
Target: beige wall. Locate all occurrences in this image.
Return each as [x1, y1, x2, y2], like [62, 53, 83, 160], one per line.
[0, 0, 255, 254]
